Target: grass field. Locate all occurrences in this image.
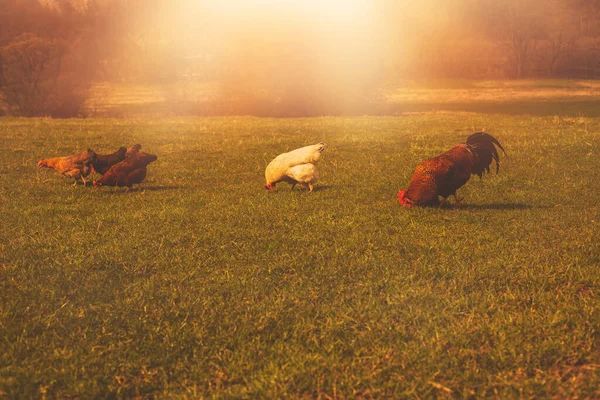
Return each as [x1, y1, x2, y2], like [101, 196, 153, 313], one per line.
[0, 112, 599, 397]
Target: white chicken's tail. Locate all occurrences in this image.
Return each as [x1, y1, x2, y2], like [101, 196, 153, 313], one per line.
[279, 142, 326, 167]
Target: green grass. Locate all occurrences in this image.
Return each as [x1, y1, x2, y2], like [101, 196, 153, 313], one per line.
[0, 114, 599, 398]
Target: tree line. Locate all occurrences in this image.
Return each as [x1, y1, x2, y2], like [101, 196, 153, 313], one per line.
[1, 0, 599, 117]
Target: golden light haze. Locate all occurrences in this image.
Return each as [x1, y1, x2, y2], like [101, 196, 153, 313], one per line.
[164, 0, 398, 114]
[3, 0, 600, 116]
[172, 0, 391, 81]
[33, 0, 469, 93]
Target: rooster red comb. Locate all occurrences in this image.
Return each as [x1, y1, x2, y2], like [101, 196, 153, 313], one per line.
[264, 183, 274, 191]
[397, 190, 412, 207]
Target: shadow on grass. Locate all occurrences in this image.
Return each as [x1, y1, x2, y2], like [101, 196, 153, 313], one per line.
[92, 185, 181, 194]
[271, 184, 332, 193]
[139, 185, 181, 192]
[311, 185, 331, 192]
[292, 185, 332, 193]
[458, 202, 532, 210]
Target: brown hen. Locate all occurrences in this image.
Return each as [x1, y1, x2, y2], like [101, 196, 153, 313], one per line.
[38, 149, 97, 186]
[93, 152, 157, 191]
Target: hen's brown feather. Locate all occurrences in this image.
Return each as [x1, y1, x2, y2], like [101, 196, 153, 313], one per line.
[91, 147, 127, 175]
[126, 144, 142, 157]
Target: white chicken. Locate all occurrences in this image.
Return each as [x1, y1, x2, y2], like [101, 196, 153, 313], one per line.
[264, 142, 326, 192]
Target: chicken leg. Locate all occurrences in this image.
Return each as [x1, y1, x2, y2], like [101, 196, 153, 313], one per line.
[452, 194, 463, 206]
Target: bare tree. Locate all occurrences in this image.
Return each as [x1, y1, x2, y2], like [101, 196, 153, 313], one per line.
[484, 0, 546, 78]
[0, 0, 99, 116]
[0, 34, 62, 115]
[574, 0, 600, 36]
[534, 1, 579, 76]
[0, 32, 92, 117]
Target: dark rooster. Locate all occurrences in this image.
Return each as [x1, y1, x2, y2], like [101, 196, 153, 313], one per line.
[91, 146, 127, 175]
[398, 132, 506, 207]
[93, 152, 157, 191]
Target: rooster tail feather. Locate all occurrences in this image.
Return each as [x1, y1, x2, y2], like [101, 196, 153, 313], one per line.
[466, 132, 507, 156]
[466, 132, 506, 176]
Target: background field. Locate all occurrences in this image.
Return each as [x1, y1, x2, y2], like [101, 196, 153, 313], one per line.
[81, 79, 600, 118]
[0, 109, 599, 397]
